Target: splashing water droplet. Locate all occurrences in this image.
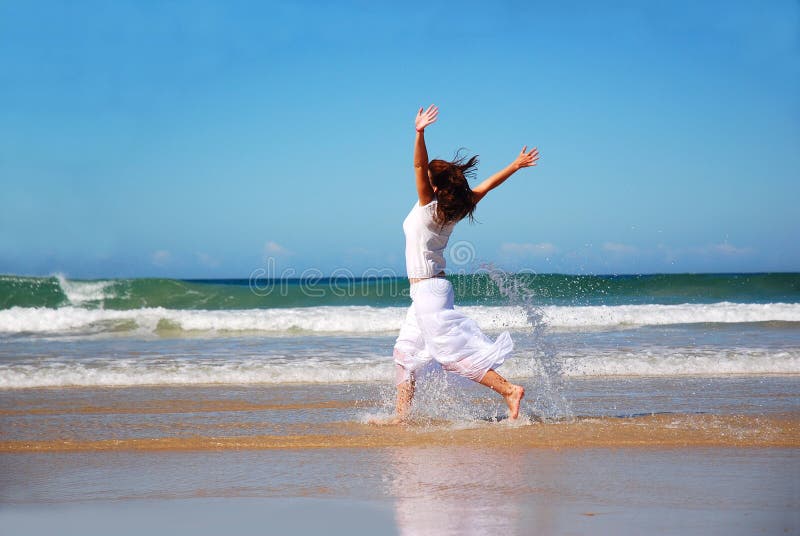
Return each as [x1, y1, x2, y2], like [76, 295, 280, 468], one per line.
[484, 265, 573, 420]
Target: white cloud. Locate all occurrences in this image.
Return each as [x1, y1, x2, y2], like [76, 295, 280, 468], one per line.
[602, 242, 637, 254]
[264, 241, 291, 256]
[151, 250, 171, 267]
[500, 242, 556, 257]
[196, 252, 221, 268]
[692, 243, 753, 256]
[657, 243, 679, 265]
[710, 243, 752, 256]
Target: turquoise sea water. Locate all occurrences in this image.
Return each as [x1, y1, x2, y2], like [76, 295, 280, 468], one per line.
[2, 272, 799, 309]
[0, 272, 798, 396]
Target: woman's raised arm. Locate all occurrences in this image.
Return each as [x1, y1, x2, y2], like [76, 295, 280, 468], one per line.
[472, 146, 539, 204]
[413, 105, 439, 206]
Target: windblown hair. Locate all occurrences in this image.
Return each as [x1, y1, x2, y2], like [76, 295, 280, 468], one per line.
[428, 151, 479, 226]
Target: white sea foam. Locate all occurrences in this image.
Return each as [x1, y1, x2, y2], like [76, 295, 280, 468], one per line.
[0, 358, 395, 389]
[543, 302, 800, 328]
[0, 347, 797, 388]
[502, 348, 800, 378]
[1, 302, 799, 336]
[55, 274, 114, 305]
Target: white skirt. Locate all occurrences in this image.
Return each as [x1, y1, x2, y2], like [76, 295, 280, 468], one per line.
[393, 277, 513, 384]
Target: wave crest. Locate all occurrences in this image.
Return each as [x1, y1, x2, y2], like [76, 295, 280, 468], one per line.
[1, 348, 797, 389]
[0, 302, 799, 336]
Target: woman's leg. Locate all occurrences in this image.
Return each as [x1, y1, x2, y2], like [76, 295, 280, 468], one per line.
[479, 369, 525, 419]
[395, 376, 415, 421]
[392, 302, 428, 423]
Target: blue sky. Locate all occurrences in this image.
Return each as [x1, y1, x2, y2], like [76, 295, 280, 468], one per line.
[1, 0, 798, 278]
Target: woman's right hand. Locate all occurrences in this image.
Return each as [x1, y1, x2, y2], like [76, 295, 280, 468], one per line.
[415, 105, 439, 132]
[513, 146, 540, 170]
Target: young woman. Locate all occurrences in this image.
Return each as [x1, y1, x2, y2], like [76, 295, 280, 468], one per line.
[391, 104, 539, 422]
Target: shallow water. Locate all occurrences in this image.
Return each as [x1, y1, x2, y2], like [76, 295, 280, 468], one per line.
[1, 377, 798, 446]
[2, 322, 799, 390]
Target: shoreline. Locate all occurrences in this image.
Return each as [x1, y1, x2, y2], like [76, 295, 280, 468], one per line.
[3, 413, 798, 453]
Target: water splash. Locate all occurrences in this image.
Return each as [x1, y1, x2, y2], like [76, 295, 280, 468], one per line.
[370, 363, 500, 426]
[371, 267, 574, 424]
[371, 267, 572, 425]
[485, 266, 572, 420]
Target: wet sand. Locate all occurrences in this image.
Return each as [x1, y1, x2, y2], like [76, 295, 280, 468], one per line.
[2, 447, 798, 535]
[2, 412, 798, 452]
[1, 378, 799, 534]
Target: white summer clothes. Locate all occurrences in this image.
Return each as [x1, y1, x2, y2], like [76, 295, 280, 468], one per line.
[393, 199, 514, 383]
[403, 199, 453, 278]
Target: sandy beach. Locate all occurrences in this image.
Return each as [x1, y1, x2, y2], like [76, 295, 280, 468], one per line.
[2, 379, 798, 535]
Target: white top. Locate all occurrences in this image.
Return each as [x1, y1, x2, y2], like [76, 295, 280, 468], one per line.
[403, 199, 455, 278]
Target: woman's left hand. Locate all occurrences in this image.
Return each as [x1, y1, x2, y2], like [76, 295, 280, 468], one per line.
[513, 146, 540, 169]
[415, 105, 439, 132]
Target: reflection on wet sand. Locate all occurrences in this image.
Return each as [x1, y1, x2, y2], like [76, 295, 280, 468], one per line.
[387, 446, 548, 535]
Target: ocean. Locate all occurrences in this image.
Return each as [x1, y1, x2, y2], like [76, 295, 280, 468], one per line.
[1, 272, 799, 393]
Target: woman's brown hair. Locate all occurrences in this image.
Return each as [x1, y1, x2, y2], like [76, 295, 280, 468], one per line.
[428, 151, 479, 226]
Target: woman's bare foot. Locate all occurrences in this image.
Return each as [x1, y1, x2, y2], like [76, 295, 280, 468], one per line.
[503, 384, 525, 420]
[479, 370, 525, 420]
